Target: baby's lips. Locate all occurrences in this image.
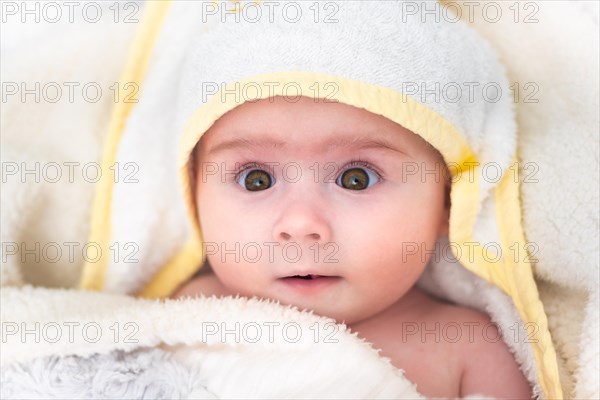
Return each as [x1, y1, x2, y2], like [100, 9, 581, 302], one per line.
[277, 275, 343, 293]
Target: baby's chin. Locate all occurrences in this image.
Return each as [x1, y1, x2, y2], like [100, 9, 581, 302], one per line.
[260, 294, 378, 326]
[219, 279, 389, 325]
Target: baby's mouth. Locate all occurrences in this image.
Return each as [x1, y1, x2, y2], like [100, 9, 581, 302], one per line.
[280, 274, 341, 282]
[288, 274, 321, 280]
[278, 274, 341, 292]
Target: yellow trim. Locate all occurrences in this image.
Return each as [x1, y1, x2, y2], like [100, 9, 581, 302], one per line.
[495, 161, 563, 398]
[79, 0, 173, 291]
[435, 1, 563, 395]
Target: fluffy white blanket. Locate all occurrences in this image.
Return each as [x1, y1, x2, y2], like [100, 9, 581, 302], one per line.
[1, 286, 422, 399]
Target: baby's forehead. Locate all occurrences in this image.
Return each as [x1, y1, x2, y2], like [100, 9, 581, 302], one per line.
[199, 96, 432, 157]
[208, 95, 380, 131]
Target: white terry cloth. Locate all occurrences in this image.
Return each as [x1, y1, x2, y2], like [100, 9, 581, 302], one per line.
[1, 286, 422, 399]
[449, 1, 599, 398]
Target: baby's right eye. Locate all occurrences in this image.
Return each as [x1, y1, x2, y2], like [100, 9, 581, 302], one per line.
[236, 168, 275, 191]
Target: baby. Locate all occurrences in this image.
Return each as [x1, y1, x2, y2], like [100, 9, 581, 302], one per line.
[173, 95, 532, 398]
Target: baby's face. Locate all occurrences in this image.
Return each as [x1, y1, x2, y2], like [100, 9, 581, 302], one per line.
[194, 96, 448, 324]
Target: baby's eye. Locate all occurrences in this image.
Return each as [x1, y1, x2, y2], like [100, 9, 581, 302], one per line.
[336, 164, 381, 191]
[237, 168, 274, 191]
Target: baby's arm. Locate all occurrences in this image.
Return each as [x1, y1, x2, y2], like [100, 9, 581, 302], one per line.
[459, 315, 533, 399]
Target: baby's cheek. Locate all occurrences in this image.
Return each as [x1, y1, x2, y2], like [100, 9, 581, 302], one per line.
[210, 258, 256, 294]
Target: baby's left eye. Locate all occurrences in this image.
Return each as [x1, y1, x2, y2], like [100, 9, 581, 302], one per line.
[336, 166, 380, 190]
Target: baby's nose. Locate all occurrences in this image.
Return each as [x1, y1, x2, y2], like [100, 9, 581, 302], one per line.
[272, 202, 332, 244]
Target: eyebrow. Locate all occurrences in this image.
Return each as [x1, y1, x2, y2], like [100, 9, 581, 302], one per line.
[207, 137, 286, 155]
[325, 136, 409, 156]
[207, 134, 409, 156]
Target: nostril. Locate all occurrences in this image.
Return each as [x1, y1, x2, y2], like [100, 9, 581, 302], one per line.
[279, 232, 321, 241]
[280, 232, 291, 241]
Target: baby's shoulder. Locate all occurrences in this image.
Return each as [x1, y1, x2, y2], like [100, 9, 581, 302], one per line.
[398, 290, 498, 371]
[414, 291, 532, 398]
[354, 288, 531, 397]
[351, 289, 488, 396]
